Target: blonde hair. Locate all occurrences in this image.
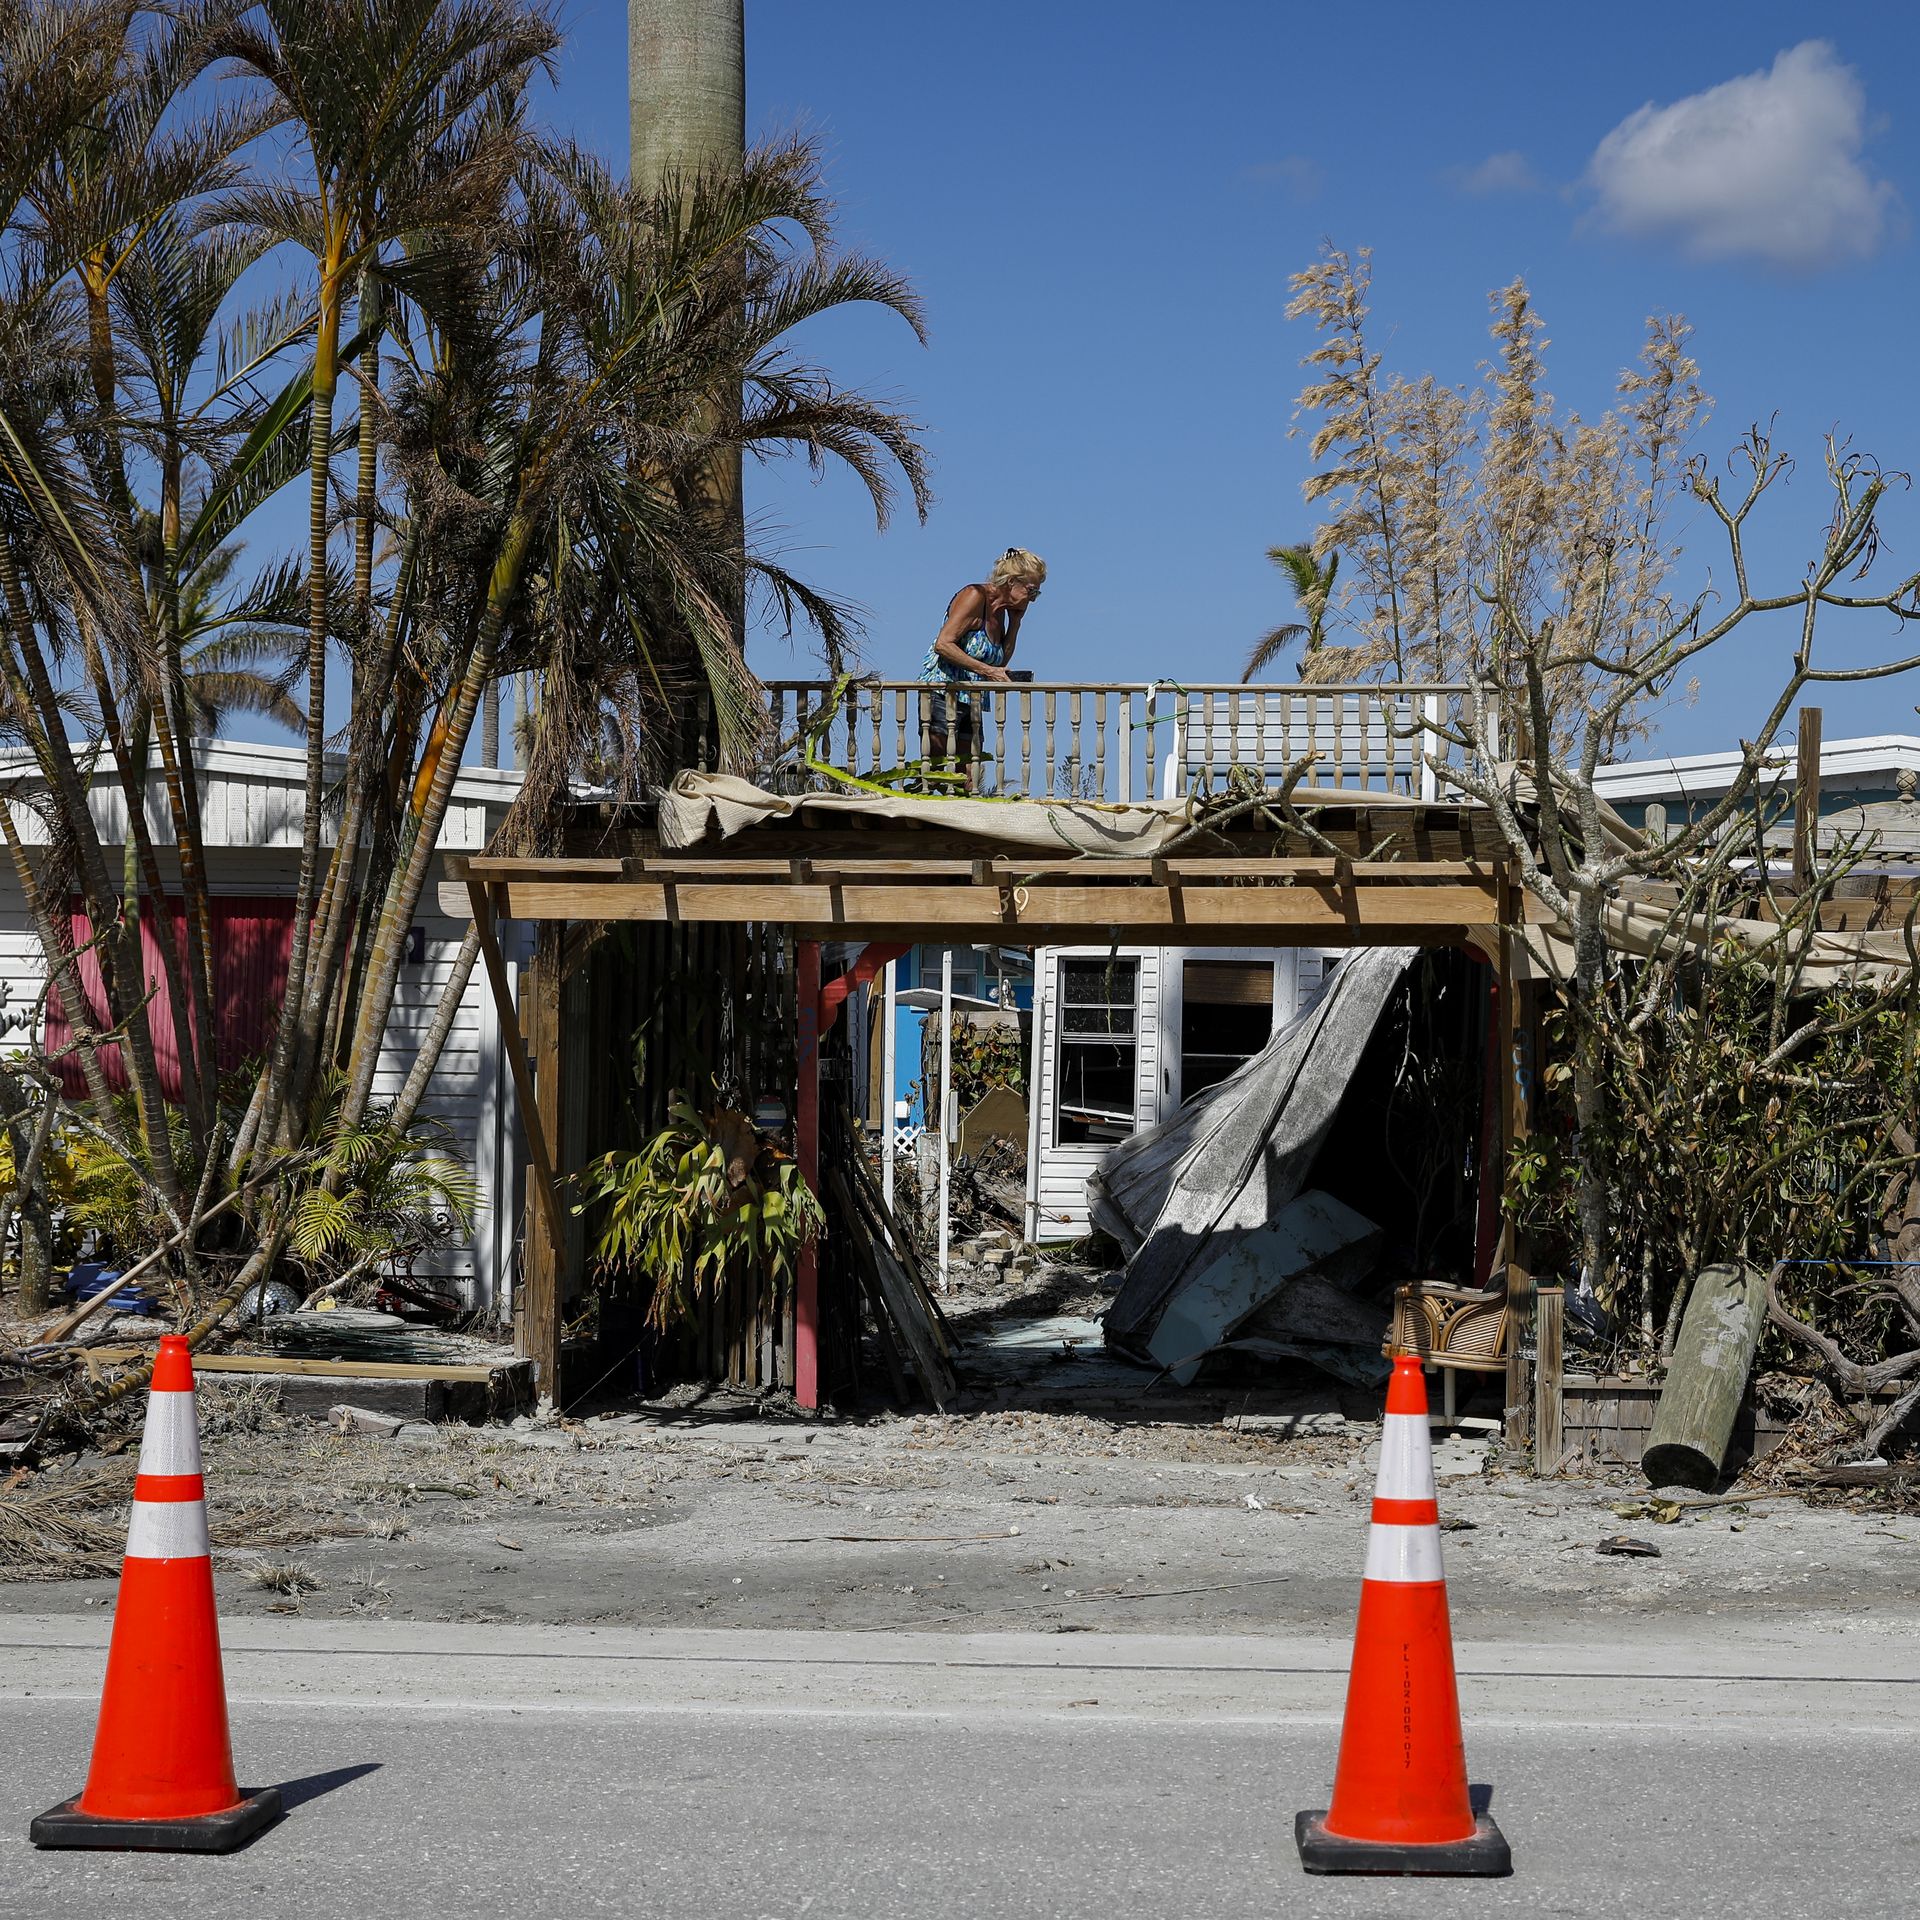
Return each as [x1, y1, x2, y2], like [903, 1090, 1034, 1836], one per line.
[988, 546, 1047, 588]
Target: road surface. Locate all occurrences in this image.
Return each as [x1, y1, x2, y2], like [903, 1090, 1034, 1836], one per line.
[2, 1618, 1913, 1918]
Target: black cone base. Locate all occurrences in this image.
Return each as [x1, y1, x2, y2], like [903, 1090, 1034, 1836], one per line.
[1295, 1808, 1511, 1876]
[30, 1785, 283, 1853]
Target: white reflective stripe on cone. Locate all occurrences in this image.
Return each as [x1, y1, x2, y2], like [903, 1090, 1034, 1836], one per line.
[1374, 1412, 1437, 1503]
[136, 1390, 203, 1478]
[1363, 1522, 1444, 1584]
[126, 1499, 211, 1561]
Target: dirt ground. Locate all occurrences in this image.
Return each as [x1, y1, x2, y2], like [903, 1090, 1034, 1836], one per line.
[5, 1248, 1916, 1637]
[4, 1378, 1915, 1639]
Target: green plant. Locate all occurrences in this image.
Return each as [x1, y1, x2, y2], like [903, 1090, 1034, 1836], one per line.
[944, 1015, 1027, 1112]
[285, 1089, 479, 1295]
[1510, 929, 1920, 1371]
[574, 1097, 824, 1333]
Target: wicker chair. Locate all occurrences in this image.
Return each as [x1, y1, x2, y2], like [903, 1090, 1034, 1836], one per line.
[1385, 1280, 1511, 1424]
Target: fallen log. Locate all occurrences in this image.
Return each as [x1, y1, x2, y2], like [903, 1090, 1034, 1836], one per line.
[1642, 1262, 1768, 1490]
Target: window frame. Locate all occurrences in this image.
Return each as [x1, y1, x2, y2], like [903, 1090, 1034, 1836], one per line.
[1053, 955, 1141, 1145]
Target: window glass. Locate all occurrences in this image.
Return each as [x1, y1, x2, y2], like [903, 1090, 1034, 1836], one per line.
[1056, 958, 1139, 1144]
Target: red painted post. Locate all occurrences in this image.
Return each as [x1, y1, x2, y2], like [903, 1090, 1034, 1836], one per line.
[795, 939, 821, 1409]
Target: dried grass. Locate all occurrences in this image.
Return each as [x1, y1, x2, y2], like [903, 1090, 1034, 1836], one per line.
[0, 1462, 363, 1583]
[245, 1557, 318, 1596]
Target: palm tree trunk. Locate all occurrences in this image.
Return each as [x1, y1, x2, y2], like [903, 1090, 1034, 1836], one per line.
[630, 0, 746, 679]
[628, 0, 744, 188]
[258, 267, 345, 1149]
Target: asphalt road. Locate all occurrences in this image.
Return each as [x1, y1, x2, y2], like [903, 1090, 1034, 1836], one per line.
[1, 1620, 1913, 1919]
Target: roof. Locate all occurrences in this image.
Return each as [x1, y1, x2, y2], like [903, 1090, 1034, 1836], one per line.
[1596, 735, 1920, 803]
[0, 736, 523, 852]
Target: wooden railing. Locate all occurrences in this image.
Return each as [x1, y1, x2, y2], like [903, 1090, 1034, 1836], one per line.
[750, 680, 1479, 805]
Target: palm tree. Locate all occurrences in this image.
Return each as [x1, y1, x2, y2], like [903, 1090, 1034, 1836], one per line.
[168, 544, 307, 736]
[629, 0, 748, 681]
[335, 136, 929, 1131]
[207, 0, 563, 1155]
[1243, 543, 1339, 680]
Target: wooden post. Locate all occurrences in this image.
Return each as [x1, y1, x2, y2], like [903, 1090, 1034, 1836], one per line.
[1533, 1285, 1564, 1475]
[468, 882, 566, 1398]
[1496, 869, 1541, 1452]
[880, 958, 897, 1217]
[795, 939, 821, 1409]
[1793, 704, 1823, 889]
[937, 945, 952, 1292]
[1642, 1263, 1768, 1489]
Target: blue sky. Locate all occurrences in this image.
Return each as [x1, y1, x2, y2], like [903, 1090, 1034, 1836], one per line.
[217, 5, 1920, 759]
[545, 1, 1920, 758]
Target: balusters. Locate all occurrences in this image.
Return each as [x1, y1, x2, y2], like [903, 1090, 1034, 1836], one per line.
[1093, 690, 1109, 801]
[893, 686, 908, 771]
[1043, 690, 1057, 795]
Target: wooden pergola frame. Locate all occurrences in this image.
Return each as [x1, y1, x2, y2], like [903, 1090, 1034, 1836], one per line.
[444, 797, 1546, 1439]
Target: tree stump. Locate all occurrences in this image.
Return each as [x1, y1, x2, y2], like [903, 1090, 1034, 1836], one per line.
[1642, 1263, 1768, 1489]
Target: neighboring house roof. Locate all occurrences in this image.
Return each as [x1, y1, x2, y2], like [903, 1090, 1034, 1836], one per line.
[0, 736, 523, 850]
[1595, 735, 1920, 804]
[1599, 734, 1920, 859]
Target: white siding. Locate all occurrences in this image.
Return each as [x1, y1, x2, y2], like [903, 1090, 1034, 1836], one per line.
[0, 849, 512, 1312]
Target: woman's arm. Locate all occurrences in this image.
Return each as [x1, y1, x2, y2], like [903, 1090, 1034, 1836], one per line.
[1001, 603, 1024, 662]
[931, 585, 1007, 678]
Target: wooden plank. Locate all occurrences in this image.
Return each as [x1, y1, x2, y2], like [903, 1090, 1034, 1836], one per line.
[78, 1349, 523, 1384]
[486, 879, 1504, 929]
[1533, 1285, 1564, 1474]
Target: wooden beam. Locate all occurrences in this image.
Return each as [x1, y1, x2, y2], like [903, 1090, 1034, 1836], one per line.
[795, 940, 821, 1410]
[467, 880, 566, 1395]
[472, 878, 1506, 930]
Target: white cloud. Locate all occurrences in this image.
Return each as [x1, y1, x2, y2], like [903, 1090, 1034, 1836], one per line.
[1452, 151, 1543, 196]
[1586, 41, 1894, 271]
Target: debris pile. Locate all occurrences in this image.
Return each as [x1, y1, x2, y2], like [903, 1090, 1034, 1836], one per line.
[830, 1146, 960, 1410]
[1097, 947, 1418, 1387]
[0, 1461, 363, 1584]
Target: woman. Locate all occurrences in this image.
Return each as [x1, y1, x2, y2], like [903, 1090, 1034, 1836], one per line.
[922, 547, 1047, 784]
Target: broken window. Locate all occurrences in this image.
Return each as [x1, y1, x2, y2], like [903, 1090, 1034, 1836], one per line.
[1180, 959, 1274, 1103]
[1056, 957, 1139, 1144]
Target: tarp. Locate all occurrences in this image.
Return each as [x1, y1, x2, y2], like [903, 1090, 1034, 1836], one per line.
[659, 769, 1396, 859]
[1099, 945, 1419, 1360]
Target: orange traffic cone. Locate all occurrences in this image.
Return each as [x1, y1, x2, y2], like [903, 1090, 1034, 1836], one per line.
[1296, 1353, 1510, 1875]
[31, 1336, 282, 1852]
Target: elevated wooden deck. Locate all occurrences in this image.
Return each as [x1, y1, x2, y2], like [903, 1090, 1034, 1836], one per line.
[454, 679, 1538, 1422]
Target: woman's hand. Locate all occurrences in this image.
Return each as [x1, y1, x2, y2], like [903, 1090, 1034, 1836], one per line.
[975, 663, 1012, 683]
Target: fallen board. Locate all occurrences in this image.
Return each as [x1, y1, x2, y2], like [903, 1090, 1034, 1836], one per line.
[76, 1350, 520, 1383]
[74, 1349, 535, 1424]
